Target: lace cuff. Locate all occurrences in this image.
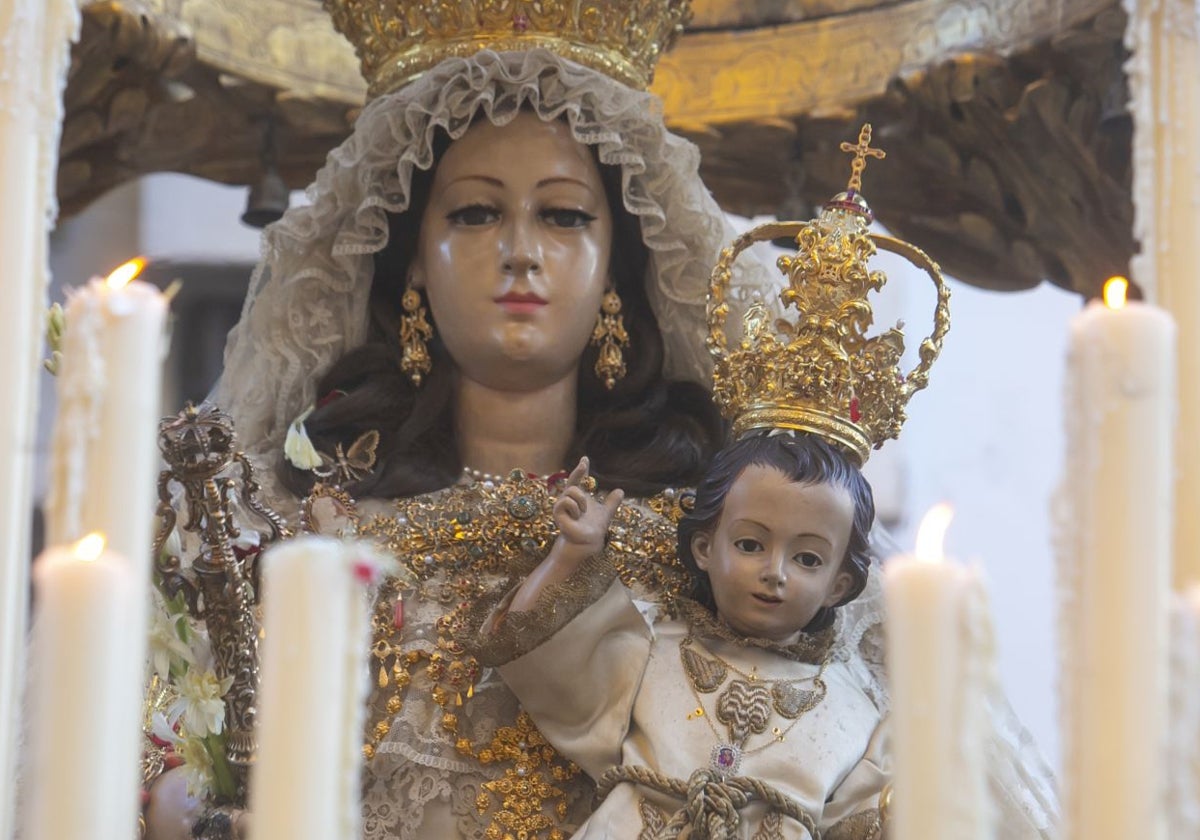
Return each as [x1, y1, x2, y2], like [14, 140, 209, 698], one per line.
[472, 548, 620, 667]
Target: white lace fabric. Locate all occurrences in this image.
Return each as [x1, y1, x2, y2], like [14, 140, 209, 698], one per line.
[207, 49, 1057, 839]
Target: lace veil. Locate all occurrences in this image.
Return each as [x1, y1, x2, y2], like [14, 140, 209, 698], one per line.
[215, 49, 751, 479]
[210, 48, 1057, 837]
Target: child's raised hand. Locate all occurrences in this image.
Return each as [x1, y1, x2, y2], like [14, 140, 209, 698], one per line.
[553, 457, 625, 552]
[507, 458, 626, 615]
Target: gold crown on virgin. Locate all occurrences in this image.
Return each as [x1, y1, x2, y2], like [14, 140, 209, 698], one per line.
[707, 125, 952, 465]
[323, 0, 693, 98]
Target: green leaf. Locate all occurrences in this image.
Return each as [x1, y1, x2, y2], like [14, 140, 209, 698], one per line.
[204, 733, 237, 801]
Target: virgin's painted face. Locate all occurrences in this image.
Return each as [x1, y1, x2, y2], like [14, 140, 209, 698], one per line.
[412, 111, 614, 390]
[691, 465, 856, 644]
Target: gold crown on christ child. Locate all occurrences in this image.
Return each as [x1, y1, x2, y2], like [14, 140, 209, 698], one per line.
[707, 125, 952, 465]
[323, 0, 693, 98]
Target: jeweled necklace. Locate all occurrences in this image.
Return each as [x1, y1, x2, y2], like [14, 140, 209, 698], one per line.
[460, 465, 569, 486]
[680, 632, 830, 778]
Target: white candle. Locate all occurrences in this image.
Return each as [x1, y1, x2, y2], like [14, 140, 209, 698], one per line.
[1167, 587, 1200, 836]
[884, 504, 993, 840]
[1123, 0, 1200, 588]
[0, 2, 81, 834]
[1058, 278, 1174, 840]
[46, 258, 169, 567]
[250, 536, 379, 840]
[20, 534, 143, 840]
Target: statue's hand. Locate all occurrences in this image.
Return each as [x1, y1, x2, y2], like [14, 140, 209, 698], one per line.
[553, 457, 624, 553]
[510, 458, 625, 615]
[144, 768, 252, 840]
[143, 766, 201, 840]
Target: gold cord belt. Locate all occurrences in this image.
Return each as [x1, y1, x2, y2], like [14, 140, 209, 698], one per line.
[596, 764, 819, 840]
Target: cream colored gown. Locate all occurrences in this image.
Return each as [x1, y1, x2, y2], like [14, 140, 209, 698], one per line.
[492, 570, 889, 839]
[315, 482, 698, 840]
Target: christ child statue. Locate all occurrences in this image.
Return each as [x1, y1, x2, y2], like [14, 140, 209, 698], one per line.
[480, 431, 890, 839]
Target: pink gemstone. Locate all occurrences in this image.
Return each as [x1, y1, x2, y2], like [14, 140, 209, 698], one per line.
[393, 597, 404, 630]
[353, 560, 376, 584]
[849, 397, 861, 423]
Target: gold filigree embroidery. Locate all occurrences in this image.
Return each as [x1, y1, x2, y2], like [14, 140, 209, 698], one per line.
[471, 549, 621, 668]
[716, 681, 774, 744]
[676, 598, 835, 665]
[772, 682, 823, 719]
[316, 471, 689, 838]
[679, 644, 726, 692]
[637, 797, 669, 839]
[824, 807, 884, 840]
[752, 811, 785, 840]
[679, 632, 831, 760]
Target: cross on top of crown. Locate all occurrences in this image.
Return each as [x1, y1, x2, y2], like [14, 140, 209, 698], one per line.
[839, 124, 886, 192]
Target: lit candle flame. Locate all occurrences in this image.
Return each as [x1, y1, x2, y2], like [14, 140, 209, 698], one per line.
[915, 503, 954, 562]
[104, 257, 147, 290]
[1103, 276, 1129, 310]
[72, 532, 107, 562]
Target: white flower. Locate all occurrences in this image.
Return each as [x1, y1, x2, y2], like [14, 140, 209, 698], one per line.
[150, 710, 184, 748]
[178, 735, 215, 800]
[147, 609, 195, 681]
[188, 624, 213, 664]
[283, 405, 323, 470]
[171, 668, 233, 738]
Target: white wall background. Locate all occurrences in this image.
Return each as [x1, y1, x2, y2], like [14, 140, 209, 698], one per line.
[47, 176, 1075, 773]
[882, 266, 1078, 769]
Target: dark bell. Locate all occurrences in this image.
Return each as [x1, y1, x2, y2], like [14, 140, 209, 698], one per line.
[241, 165, 290, 228]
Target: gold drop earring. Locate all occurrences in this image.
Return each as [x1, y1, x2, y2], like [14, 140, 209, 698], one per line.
[399, 286, 433, 387]
[591, 290, 629, 390]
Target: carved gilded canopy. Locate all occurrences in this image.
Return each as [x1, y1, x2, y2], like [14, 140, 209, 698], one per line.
[61, 0, 1130, 296]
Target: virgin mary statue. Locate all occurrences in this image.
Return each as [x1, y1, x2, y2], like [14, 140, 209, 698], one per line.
[145, 1, 1057, 838]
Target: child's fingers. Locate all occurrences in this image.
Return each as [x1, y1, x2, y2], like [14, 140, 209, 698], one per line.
[553, 490, 581, 515]
[566, 456, 590, 487]
[563, 486, 589, 512]
[603, 488, 625, 516]
[556, 495, 582, 520]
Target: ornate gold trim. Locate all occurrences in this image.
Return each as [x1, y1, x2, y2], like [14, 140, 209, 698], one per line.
[140, 0, 1110, 123]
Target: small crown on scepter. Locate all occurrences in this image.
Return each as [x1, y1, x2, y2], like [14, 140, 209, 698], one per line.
[707, 124, 952, 464]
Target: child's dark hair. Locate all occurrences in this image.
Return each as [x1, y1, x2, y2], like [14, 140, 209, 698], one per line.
[676, 431, 875, 633]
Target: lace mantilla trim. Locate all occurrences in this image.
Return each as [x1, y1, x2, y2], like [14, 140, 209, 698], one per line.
[676, 598, 836, 666]
[472, 549, 621, 668]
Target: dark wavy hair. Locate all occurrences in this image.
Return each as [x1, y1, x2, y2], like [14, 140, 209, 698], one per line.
[280, 115, 724, 500]
[676, 432, 875, 633]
